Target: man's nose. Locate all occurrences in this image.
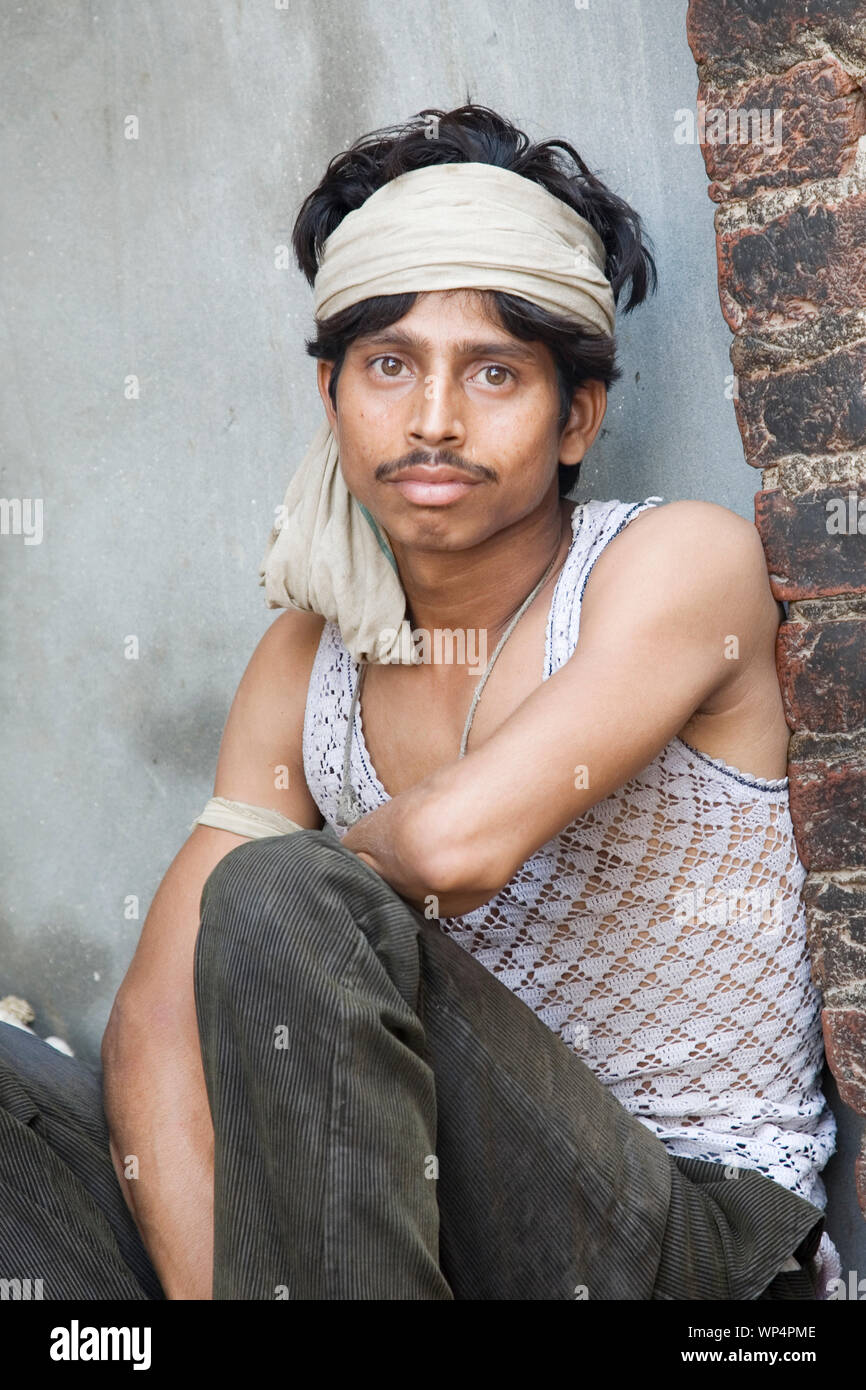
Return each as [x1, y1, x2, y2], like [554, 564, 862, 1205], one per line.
[408, 371, 465, 446]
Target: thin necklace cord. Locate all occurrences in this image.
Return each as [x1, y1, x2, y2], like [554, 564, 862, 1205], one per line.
[336, 520, 568, 827]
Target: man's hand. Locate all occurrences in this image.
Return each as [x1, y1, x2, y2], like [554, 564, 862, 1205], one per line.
[342, 796, 499, 917]
[343, 502, 781, 912]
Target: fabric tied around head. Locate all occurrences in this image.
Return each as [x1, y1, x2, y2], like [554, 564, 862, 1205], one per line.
[257, 161, 616, 665]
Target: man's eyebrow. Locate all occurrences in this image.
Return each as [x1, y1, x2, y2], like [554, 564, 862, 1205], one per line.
[353, 328, 540, 363]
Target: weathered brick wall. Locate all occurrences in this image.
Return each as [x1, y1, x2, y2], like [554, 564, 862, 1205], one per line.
[686, 0, 866, 1214]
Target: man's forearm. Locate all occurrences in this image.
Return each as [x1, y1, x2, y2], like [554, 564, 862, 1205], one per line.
[340, 773, 500, 916]
[102, 1012, 215, 1300]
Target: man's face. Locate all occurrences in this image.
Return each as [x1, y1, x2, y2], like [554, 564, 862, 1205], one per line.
[316, 288, 600, 551]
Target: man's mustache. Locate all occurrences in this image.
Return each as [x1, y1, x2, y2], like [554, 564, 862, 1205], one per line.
[375, 449, 497, 483]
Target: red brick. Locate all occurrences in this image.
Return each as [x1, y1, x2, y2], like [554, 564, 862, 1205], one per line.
[736, 345, 866, 467]
[756, 488, 866, 600]
[787, 752, 866, 870]
[687, 0, 866, 84]
[823, 1006, 866, 1113]
[777, 613, 866, 731]
[802, 873, 866, 992]
[717, 192, 866, 332]
[699, 59, 866, 202]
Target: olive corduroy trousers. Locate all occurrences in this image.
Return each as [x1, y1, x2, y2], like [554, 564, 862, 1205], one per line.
[0, 828, 826, 1300]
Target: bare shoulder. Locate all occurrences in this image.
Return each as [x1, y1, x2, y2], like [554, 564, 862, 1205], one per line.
[227, 605, 327, 731]
[211, 607, 327, 827]
[606, 498, 766, 568]
[225, 607, 328, 726]
[581, 499, 779, 645]
[252, 606, 329, 675]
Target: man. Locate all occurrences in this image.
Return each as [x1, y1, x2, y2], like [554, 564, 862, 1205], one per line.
[0, 104, 836, 1300]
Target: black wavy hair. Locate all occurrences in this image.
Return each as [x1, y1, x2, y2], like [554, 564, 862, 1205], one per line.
[292, 102, 657, 495]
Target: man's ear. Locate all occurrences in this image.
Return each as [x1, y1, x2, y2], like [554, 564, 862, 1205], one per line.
[559, 379, 608, 466]
[316, 359, 338, 432]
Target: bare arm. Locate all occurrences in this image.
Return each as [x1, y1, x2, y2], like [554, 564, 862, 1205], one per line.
[342, 502, 779, 909]
[101, 608, 326, 1300]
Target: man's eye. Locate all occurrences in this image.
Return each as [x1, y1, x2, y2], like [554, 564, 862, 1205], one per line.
[478, 364, 514, 386]
[372, 356, 405, 377]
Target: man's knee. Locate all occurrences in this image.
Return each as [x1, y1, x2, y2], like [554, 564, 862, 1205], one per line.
[199, 827, 326, 913]
[199, 826, 410, 928]
[194, 827, 421, 1012]
[196, 829, 338, 965]
[196, 827, 390, 969]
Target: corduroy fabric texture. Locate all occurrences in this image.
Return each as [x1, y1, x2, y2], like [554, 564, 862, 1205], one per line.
[0, 1020, 163, 1299]
[193, 829, 825, 1301]
[0, 828, 826, 1300]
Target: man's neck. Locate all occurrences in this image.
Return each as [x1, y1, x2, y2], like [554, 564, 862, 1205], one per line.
[386, 497, 576, 646]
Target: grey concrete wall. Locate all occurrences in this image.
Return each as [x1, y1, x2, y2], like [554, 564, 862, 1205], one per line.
[2, 0, 863, 1274]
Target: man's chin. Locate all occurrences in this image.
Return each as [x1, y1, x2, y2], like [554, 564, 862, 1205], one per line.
[373, 505, 484, 553]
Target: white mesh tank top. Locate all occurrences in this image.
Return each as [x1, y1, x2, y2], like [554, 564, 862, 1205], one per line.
[302, 497, 838, 1230]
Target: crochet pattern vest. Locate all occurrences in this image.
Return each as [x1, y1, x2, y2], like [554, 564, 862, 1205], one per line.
[302, 498, 837, 1216]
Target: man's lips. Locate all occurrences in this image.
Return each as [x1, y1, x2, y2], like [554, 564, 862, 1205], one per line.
[387, 467, 481, 506]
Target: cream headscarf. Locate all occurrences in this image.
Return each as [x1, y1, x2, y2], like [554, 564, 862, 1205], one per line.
[257, 160, 615, 664]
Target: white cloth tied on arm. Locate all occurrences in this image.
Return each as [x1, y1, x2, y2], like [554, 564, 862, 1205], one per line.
[256, 160, 616, 666]
[190, 796, 304, 839]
